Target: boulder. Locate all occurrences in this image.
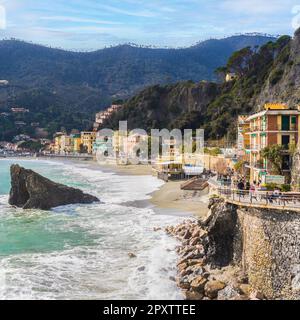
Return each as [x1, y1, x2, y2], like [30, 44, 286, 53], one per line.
[8, 164, 99, 210]
[185, 290, 204, 300]
[190, 276, 207, 293]
[204, 280, 226, 299]
[200, 198, 238, 267]
[217, 285, 241, 300]
[239, 284, 251, 296]
[177, 276, 191, 290]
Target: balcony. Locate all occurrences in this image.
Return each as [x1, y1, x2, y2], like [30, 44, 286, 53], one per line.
[246, 124, 297, 132]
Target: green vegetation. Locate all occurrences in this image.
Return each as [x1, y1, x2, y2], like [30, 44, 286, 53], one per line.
[18, 140, 43, 152]
[260, 145, 285, 175]
[281, 184, 291, 192]
[0, 35, 276, 141]
[264, 183, 291, 192]
[204, 147, 222, 156]
[103, 35, 293, 141]
[234, 160, 246, 174]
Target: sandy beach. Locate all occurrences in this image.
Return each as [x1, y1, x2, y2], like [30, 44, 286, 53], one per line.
[98, 163, 153, 176]
[150, 181, 209, 217]
[94, 162, 209, 217]
[13, 157, 209, 217]
[92, 161, 209, 217]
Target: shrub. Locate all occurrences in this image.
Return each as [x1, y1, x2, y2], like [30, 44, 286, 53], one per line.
[281, 184, 291, 192]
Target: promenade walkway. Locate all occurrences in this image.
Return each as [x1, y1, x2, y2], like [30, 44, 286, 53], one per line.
[208, 179, 300, 212]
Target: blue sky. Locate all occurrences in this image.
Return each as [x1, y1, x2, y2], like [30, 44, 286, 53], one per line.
[0, 0, 300, 50]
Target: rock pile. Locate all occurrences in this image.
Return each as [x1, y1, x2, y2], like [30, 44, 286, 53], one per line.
[165, 218, 264, 300]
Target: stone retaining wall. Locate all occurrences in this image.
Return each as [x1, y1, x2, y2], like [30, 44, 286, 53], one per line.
[234, 207, 300, 299]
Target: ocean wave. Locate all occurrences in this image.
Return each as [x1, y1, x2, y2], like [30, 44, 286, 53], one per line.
[0, 159, 186, 300]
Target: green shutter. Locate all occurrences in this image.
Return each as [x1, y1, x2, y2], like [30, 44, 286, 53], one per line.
[282, 115, 290, 130]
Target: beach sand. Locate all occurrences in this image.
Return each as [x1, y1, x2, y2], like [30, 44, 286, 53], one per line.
[84, 160, 209, 217]
[150, 181, 209, 217]
[75, 160, 209, 217]
[98, 163, 153, 176]
[31, 157, 209, 217]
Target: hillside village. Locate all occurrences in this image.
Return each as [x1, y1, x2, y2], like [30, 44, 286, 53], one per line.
[1, 100, 300, 196]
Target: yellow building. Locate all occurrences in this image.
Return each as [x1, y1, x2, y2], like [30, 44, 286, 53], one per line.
[70, 134, 81, 153]
[60, 135, 73, 154]
[81, 132, 96, 154]
[53, 132, 64, 154]
[237, 115, 251, 161]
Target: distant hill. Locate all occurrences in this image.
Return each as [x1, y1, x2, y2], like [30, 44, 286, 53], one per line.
[0, 34, 276, 140]
[104, 33, 300, 142]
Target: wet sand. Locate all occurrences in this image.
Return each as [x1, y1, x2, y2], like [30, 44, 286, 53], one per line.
[150, 181, 209, 218]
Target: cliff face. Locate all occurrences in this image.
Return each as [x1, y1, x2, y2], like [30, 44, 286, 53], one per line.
[104, 30, 300, 140]
[104, 81, 220, 131]
[255, 29, 300, 107]
[205, 198, 300, 300]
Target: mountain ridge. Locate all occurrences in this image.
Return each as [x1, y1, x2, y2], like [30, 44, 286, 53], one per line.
[0, 34, 277, 140]
[103, 32, 300, 142]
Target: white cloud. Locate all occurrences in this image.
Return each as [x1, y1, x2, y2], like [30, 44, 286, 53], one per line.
[292, 5, 300, 30]
[221, 0, 293, 15]
[92, 3, 157, 18]
[39, 16, 122, 25]
[0, 4, 6, 29]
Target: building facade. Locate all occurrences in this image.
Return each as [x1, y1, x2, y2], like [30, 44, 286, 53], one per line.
[81, 132, 96, 154]
[244, 103, 300, 183]
[237, 115, 250, 161]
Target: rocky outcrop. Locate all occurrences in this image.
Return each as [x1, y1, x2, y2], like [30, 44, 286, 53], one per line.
[8, 164, 99, 210]
[167, 197, 300, 300]
[255, 28, 300, 108]
[166, 218, 251, 300]
[201, 197, 238, 267]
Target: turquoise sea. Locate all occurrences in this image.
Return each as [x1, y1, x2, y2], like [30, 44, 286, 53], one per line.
[0, 159, 185, 300]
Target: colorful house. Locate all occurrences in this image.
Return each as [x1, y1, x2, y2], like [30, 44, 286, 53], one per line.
[237, 115, 250, 161]
[53, 132, 64, 154]
[70, 134, 81, 153]
[244, 103, 300, 183]
[81, 132, 96, 154]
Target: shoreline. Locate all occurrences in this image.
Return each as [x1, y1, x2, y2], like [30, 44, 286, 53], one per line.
[78, 160, 209, 217]
[1, 157, 210, 299]
[2, 157, 210, 217]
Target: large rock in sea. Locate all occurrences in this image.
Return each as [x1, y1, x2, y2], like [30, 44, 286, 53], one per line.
[8, 164, 99, 210]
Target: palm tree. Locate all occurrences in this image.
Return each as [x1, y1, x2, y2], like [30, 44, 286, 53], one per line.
[260, 145, 285, 175]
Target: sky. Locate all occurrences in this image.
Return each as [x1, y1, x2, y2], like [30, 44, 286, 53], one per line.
[0, 0, 300, 51]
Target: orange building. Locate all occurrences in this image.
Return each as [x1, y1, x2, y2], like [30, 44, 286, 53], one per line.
[244, 103, 300, 183]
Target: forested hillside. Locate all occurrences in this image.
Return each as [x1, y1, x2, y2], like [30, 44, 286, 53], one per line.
[103, 32, 298, 142]
[0, 34, 275, 140]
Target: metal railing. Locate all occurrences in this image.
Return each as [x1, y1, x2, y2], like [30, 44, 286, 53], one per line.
[215, 187, 300, 209]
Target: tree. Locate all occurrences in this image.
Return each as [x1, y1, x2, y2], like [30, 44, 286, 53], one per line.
[260, 145, 285, 175]
[234, 160, 246, 174]
[227, 47, 253, 75]
[214, 66, 228, 82]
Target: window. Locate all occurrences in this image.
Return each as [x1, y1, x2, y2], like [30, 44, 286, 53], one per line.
[282, 115, 290, 131]
[282, 155, 290, 170]
[281, 135, 290, 149]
